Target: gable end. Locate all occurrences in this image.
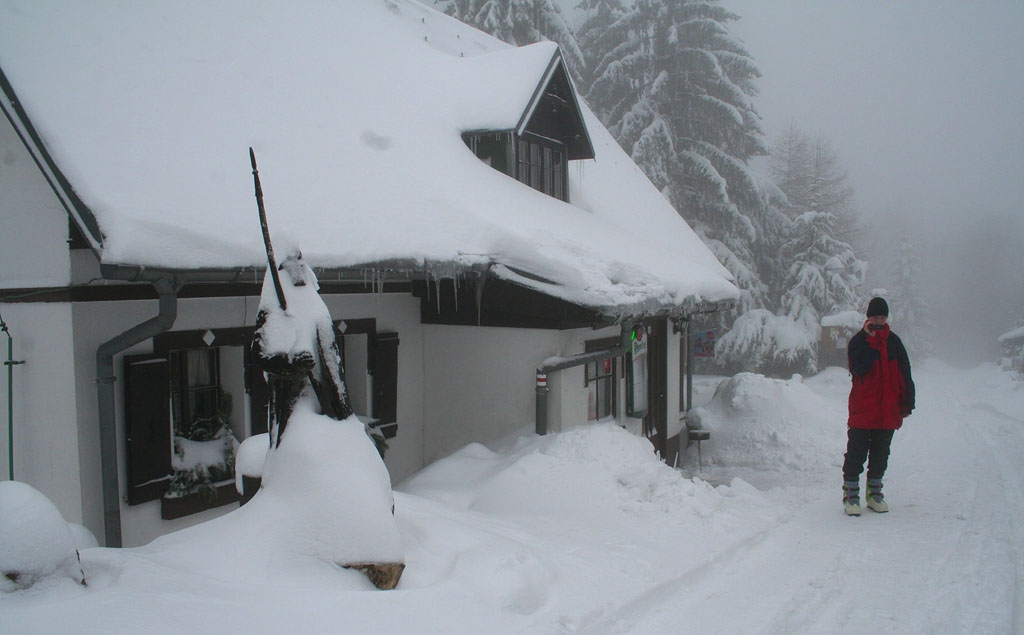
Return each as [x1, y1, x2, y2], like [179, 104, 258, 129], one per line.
[517, 52, 594, 161]
[0, 64, 104, 255]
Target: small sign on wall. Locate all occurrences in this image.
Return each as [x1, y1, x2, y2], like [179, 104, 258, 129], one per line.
[693, 329, 717, 358]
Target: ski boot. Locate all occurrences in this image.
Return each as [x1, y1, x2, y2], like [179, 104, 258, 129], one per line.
[842, 481, 861, 516]
[865, 478, 888, 513]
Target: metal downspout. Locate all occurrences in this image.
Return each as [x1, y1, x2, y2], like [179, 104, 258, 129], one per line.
[95, 275, 181, 547]
[535, 322, 633, 435]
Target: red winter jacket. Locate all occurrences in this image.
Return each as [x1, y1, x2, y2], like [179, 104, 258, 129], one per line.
[847, 324, 915, 430]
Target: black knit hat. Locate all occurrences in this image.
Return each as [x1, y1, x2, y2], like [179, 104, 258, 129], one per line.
[866, 297, 889, 318]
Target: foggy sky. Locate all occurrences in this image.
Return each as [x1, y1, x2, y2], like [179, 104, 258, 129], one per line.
[725, 0, 1024, 365]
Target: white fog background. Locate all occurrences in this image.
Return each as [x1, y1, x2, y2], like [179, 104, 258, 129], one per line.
[724, 0, 1024, 366]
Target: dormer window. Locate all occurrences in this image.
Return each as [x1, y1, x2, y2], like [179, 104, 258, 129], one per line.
[465, 131, 567, 202]
[463, 49, 593, 205]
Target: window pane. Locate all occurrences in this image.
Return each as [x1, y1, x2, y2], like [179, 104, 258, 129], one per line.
[553, 150, 564, 200]
[170, 348, 221, 437]
[598, 379, 612, 419]
[587, 382, 598, 420]
[188, 387, 219, 425]
[530, 143, 541, 188]
[472, 133, 509, 175]
[585, 355, 616, 422]
[187, 349, 216, 388]
[543, 146, 553, 194]
[517, 139, 529, 184]
[170, 354, 181, 392]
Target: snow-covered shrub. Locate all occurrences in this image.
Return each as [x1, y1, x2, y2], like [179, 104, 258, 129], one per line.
[68, 523, 99, 551]
[0, 481, 86, 591]
[713, 309, 817, 377]
[167, 433, 238, 500]
[685, 370, 847, 474]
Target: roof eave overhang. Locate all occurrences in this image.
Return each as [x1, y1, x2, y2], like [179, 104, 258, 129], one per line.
[100, 260, 734, 325]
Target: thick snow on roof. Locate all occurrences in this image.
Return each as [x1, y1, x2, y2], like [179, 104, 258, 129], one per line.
[998, 325, 1024, 344]
[0, 0, 738, 313]
[820, 310, 863, 329]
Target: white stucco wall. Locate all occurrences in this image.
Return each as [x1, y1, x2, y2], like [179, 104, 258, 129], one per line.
[1, 114, 83, 524]
[420, 324, 553, 464]
[320, 293, 426, 485]
[0, 115, 72, 287]
[419, 324, 634, 465]
[0, 302, 81, 520]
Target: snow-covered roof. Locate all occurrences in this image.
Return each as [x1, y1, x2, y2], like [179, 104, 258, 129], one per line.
[0, 0, 738, 315]
[998, 325, 1024, 344]
[820, 311, 863, 330]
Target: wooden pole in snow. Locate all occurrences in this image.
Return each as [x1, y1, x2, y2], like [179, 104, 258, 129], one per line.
[250, 147, 288, 311]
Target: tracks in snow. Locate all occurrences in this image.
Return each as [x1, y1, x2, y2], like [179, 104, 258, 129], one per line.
[574, 372, 1024, 634]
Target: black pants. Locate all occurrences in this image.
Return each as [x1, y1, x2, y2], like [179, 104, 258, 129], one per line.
[843, 428, 895, 482]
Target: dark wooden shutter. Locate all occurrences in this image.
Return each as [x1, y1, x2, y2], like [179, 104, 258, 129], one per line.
[243, 345, 269, 435]
[371, 332, 399, 439]
[123, 354, 172, 504]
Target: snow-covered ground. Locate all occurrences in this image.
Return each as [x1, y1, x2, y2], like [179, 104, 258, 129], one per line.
[3, 361, 1022, 634]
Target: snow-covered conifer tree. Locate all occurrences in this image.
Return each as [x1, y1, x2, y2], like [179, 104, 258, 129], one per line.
[574, 0, 627, 88]
[436, 0, 586, 78]
[888, 236, 935, 358]
[769, 125, 861, 251]
[779, 210, 866, 372]
[717, 126, 866, 375]
[716, 208, 864, 376]
[579, 0, 773, 315]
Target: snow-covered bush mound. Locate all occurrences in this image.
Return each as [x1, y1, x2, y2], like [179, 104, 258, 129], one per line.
[687, 370, 849, 474]
[256, 405, 403, 565]
[0, 481, 85, 592]
[400, 422, 740, 521]
[67, 523, 99, 551]
[235, 432, 269, 492]
[143, 405, 402, 586]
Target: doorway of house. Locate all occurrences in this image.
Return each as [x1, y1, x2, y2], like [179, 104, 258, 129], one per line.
[641, 318, 670, 463]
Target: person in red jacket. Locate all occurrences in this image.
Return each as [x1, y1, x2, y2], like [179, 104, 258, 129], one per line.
[842, 296, 915, 515]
